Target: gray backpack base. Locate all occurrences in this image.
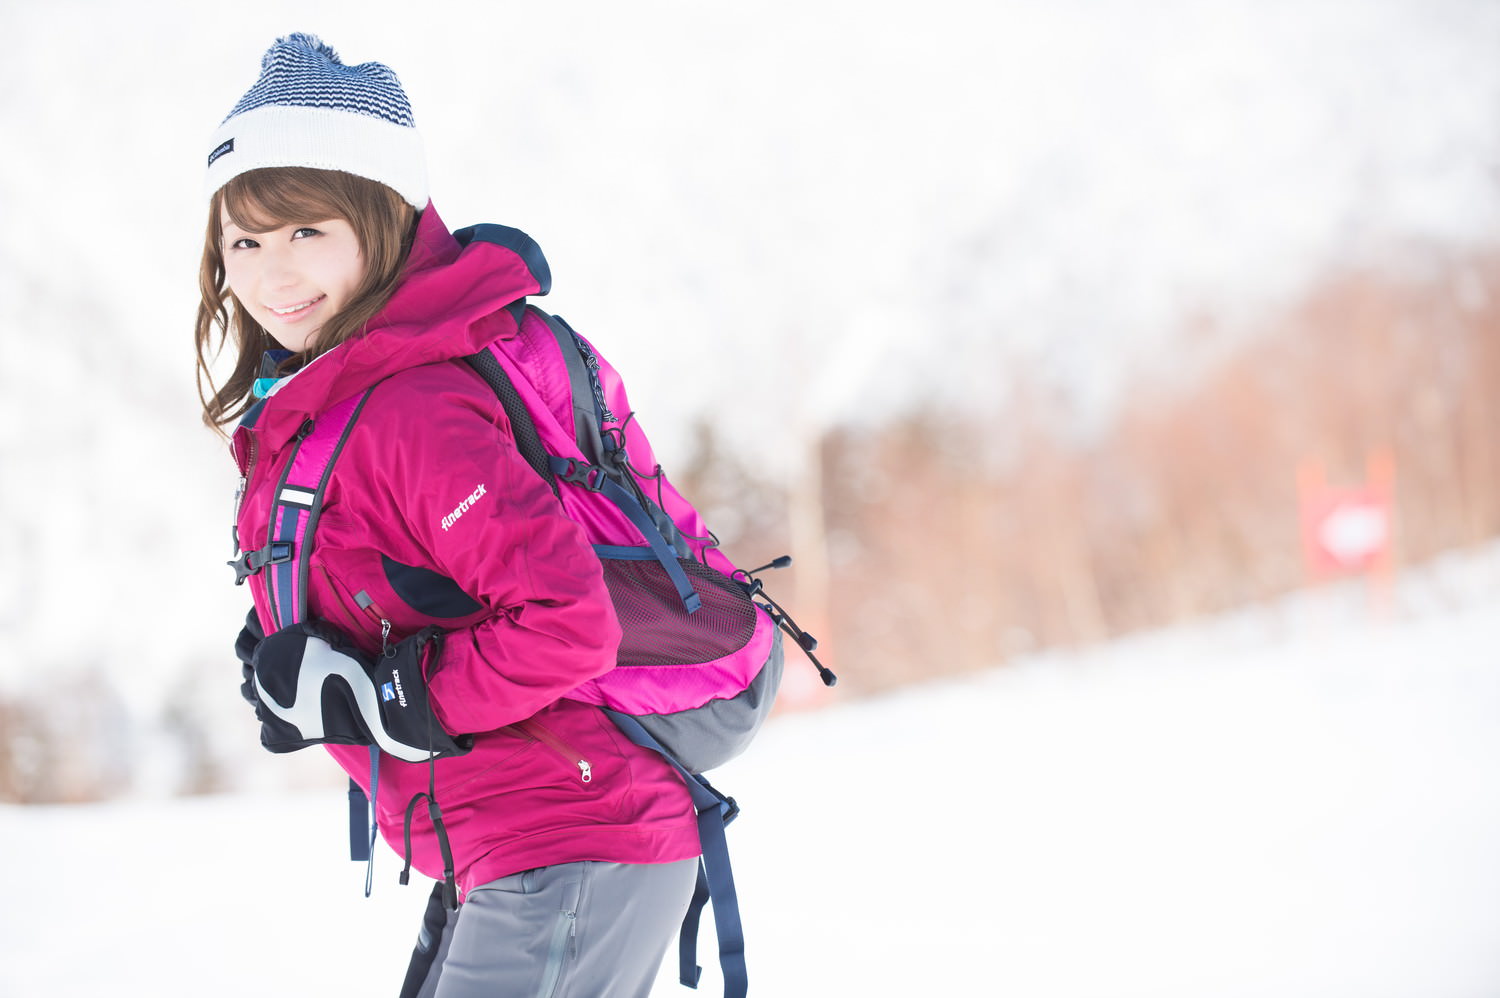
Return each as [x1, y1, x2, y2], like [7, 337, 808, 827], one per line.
[622, 629, 784, 775]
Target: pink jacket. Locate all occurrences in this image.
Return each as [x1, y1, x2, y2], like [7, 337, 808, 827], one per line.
[231, 204, 700, 897]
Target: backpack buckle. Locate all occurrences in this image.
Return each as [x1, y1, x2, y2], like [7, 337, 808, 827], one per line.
[557, 458, 609, 493]
[228, 540, 295, 585]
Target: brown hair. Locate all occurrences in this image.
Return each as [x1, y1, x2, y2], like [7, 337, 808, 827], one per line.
[194, 167, 418, 431]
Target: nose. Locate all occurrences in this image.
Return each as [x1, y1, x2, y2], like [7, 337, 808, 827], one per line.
[261, 240, 299, 290]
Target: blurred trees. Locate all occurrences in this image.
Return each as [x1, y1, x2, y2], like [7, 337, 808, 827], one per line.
[692, 250, 1500, 695]
[0, 672, 130, 803]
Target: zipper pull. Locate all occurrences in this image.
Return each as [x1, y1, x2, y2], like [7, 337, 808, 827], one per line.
[518, 718, 593, 784]
[354, 590, 393, 656]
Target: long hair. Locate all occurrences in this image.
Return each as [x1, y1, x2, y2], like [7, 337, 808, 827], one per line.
[194, 167, 418, 431]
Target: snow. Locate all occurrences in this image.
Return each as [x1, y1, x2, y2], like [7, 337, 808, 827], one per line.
[3, 547, 1497, 997]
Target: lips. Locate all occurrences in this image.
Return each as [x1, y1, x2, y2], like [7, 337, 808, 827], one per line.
[267, 294, 326, 318]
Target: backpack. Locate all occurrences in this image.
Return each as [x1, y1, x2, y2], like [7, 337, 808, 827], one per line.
[234, 225, 835, 997]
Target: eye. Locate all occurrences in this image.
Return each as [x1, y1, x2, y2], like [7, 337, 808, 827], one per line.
[227, 236, 259, 250]
[292, 227, 320, 239]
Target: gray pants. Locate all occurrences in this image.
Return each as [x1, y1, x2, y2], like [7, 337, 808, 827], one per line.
[407, 859, 700, 998]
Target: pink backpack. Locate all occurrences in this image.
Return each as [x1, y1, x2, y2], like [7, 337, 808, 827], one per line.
[465, 294, 835, 769]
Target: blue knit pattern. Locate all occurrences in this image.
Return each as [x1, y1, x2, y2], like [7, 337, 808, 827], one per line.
[222, 33, 415, 127]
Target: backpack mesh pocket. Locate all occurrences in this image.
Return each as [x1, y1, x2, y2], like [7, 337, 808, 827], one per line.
[599, 555, 758, 668]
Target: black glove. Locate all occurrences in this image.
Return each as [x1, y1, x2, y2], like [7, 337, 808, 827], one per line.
[249, 620, 471, 763]
[236, 607, 265, 713]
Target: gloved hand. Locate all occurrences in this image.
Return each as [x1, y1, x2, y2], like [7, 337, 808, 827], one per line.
[249, 619, 471, 763]
[235, 607, 265, 715]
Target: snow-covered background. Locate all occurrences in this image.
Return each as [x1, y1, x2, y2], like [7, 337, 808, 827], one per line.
[3, 545, 1498, 997]
[2, 1, 1499, 993]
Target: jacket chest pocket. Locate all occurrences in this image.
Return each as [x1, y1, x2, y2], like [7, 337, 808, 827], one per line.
[517, 717, 594, 785]
[315, 551, 489, 653]
[316, 561, 392, 655]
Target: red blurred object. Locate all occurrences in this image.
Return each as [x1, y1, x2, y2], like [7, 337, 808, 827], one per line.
[1298, 452, 1396, 606]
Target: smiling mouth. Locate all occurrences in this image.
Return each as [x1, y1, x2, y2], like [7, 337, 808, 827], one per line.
[268, 295, 326, 316]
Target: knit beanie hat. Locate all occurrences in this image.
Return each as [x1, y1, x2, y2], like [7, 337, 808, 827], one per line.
[205, 33, 428, 208]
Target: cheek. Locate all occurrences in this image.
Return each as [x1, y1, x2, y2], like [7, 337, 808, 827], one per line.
[221, 256, 254, 298]
[330, 253, 368, 302]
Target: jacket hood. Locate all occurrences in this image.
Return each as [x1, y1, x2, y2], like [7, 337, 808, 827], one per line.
[243, 202, 549, 453]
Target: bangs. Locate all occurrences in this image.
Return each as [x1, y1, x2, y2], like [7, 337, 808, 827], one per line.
[218, 167, 360, 234]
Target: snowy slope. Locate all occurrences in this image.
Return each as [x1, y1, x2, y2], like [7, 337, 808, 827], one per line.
[2, 548, 1497, 997]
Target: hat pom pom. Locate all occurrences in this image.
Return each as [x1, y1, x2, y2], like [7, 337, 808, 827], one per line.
[267, 32, 343, 69]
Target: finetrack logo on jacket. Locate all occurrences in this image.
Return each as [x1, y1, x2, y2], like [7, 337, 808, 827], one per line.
[441, 484, 488, 531]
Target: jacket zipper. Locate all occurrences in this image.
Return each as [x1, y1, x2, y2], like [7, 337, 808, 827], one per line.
[231, 475, 247, 556]
[231, 431, 259, 556]
[354, 590, 393, 655]
[518, 718, 593, 783]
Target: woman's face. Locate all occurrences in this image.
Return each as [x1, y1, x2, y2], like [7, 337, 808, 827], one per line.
[221, 210, 365, 353]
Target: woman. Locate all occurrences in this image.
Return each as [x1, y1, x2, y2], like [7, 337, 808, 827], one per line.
[196, 34, 702, 998]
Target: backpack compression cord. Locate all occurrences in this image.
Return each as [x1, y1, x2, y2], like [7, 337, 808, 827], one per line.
[735, 556, 837, 688]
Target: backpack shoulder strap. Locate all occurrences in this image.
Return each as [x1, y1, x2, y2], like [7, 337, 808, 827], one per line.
[464, 316, 703, 614]
[229, 389, 372, 631]
[533, 308, 611, 467]
[605, 709, 748, 998]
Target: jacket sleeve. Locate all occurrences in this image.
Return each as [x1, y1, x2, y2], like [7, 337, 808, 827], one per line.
[376, 373, 621, 734]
